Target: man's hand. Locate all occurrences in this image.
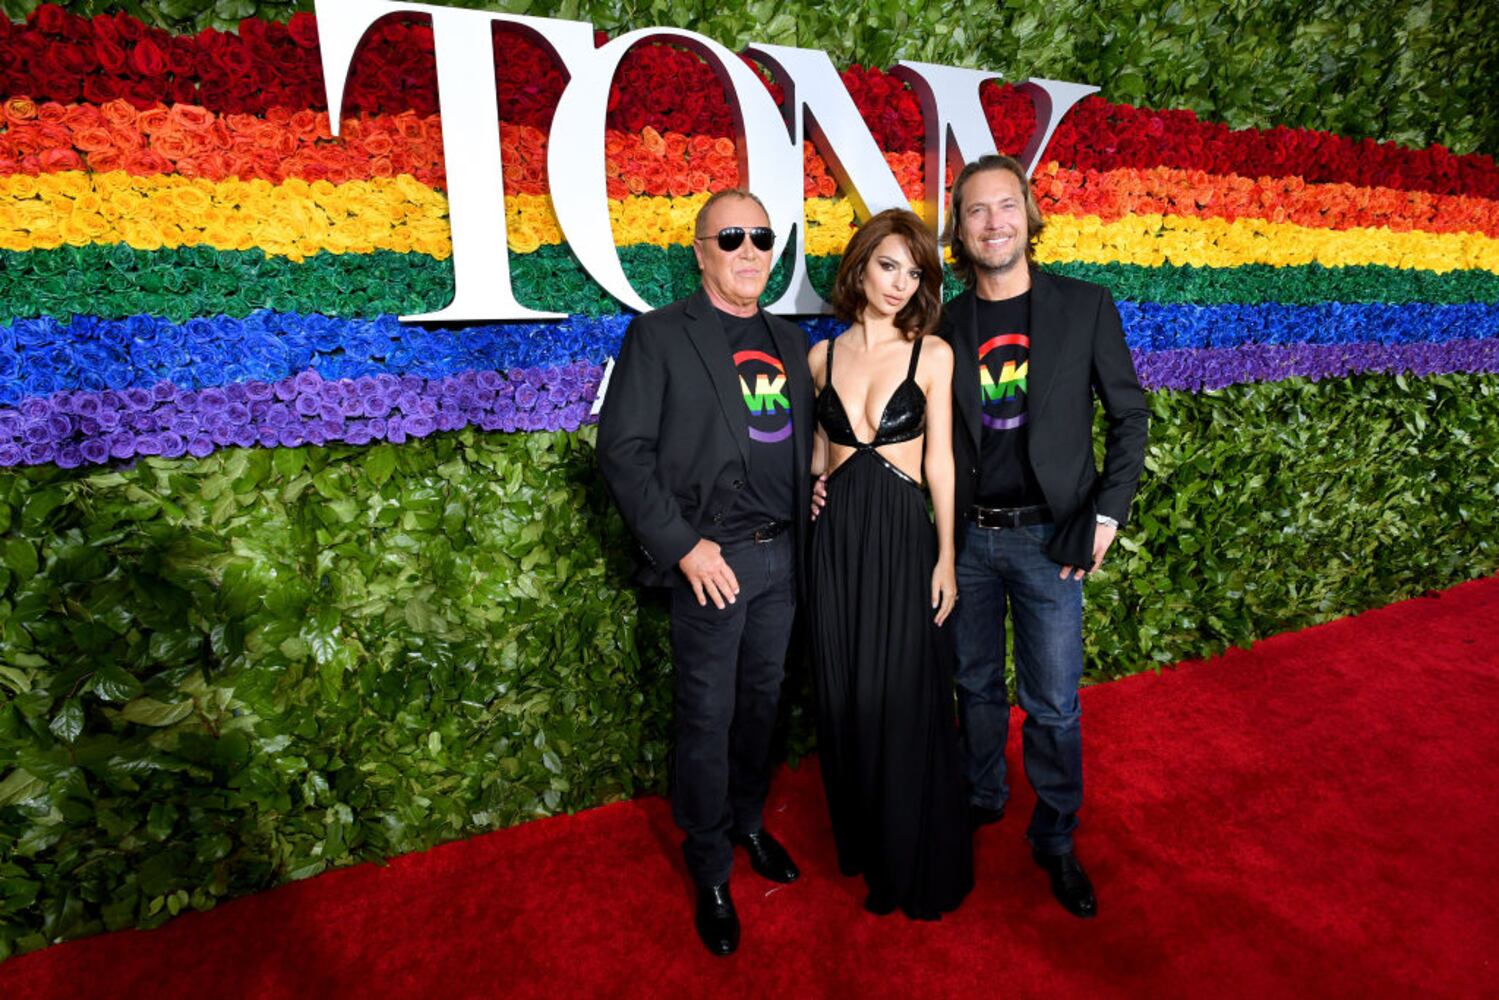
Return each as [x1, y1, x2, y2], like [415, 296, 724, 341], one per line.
[810, 474, 828, 520]
[1060, 522, 1117, 581]
[679, 538, 740, 608]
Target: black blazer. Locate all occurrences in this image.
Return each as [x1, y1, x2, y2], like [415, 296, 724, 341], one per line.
[597, 289, 815, 590]
[941, 267, 1149, 568]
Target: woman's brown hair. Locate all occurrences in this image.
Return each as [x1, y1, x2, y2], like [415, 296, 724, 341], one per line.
[830, 208, 944, 340]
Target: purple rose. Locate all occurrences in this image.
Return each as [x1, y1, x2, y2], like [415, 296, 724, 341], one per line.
[80, 439, 109, 464]
[304, 424, 326, 446]
[245, 382, 274, 402]
[226, 402, 250, 424]
[55, 444, 83, 469]
[344, 422, 373, 446]
[257, 427, 279, 447]
[21, 398, 51, 420]
[109, 434, 136, 459]
[273, 379, 298, 401]
[211, 424, 235, 445]
[294, 370, 323, 395]
[277, 427, 305, 448]
[0, 444, 22, 466]
[224, 383, 247, 403]
[547, 384, 570, 405]
[266, 403, 293, 428]
[124, 388, 153, 411]
[24, 441, 55, 464]
[295, 395, 320, 417]
[76, 396, 101, 417]
[477, 370, 501, 390]
[340, 396, 363, 417]
[24, 422, 51, 445]
[151, 382, 178, 403]
[161, 433, 187, 458]
[201, 388, 227, 409]
[405, 415, 435, 438]
[320, 419, 344, 438]
[515, 385, 538, 410]
[79, 417, 100, 436]
[188, 436, 215, 458]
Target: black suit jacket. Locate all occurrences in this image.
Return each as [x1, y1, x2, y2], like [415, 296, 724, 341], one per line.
[941, 267, 1149, 568]
[597, 289, 815, 590]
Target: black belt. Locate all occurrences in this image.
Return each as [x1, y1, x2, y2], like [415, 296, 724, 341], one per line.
[750, 520, 792, 543]
[969, 503, 1051, 529]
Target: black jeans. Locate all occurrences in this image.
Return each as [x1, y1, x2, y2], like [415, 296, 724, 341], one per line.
[668, 532, 796, 887]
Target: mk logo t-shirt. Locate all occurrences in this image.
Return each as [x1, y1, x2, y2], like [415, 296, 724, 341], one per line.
[717, 307, 794, 535]
[976, 292, 1046, 508]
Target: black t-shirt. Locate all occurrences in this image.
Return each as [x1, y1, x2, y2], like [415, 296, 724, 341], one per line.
[975, 292, 1047, 508]
[715, 308, 796, 537]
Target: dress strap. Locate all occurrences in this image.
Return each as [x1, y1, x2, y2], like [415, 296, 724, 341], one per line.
[825, 336, 836, 381]
[906, 336, 923, 381]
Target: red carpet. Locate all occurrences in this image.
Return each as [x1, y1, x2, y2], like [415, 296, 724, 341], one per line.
[6, 578, 1499, 999]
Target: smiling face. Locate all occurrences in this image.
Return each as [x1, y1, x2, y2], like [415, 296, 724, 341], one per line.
[859, 234, 923, 323]
[693, 194, 773, 315]
[955, 167, 1030, 278]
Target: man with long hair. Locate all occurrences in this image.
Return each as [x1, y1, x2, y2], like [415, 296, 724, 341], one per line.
[940, 154, 1148, 918]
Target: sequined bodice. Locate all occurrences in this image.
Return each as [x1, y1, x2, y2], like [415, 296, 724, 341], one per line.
[815, 335, 926, 448]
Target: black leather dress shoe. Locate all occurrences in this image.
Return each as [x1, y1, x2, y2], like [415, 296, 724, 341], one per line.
[694, 882, 740, 956]
[730, 829, 800, 883]
[1032, 848, 1097, 919]
[968, 803, 1006, 830]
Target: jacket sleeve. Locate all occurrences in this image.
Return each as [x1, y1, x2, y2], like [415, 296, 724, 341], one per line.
[596, 316, 700, 571]
[1089, 287, 1150, 526]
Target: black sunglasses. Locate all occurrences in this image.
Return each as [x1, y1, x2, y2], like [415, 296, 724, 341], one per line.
[696, 226, 775, 252]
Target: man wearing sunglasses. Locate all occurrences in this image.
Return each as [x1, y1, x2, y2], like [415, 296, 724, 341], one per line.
[598, 188, 815, 956]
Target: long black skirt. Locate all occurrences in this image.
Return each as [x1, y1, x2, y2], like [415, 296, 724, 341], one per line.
[809, 448, 974, 919]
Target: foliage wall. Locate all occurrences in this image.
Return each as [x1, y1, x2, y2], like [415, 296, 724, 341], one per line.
[1, 0, 1497, 958]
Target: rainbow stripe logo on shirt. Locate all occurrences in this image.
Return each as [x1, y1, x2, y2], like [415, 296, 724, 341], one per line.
[979, 333, 1029, 430]
[735, 350, 794, 443]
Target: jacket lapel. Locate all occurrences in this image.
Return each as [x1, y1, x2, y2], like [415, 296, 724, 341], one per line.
[1027, 268, 1068, 420]
[683, 290, 751, 472]
[947, 290, 982, 451]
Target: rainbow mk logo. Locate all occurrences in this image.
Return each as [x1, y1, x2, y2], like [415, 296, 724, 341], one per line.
[735, 350, 793, 443]
[979, 333, 1029, 430]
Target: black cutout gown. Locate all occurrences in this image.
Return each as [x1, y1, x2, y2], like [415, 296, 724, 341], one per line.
[809, 335, 974, 919]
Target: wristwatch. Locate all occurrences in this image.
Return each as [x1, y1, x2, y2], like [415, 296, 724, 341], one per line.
[1095, 513, 1119, 529]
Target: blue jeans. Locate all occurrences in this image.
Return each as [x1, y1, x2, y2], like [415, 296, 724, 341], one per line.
[952, 520, 1084, 855]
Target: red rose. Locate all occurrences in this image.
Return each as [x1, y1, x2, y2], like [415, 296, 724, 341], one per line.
[288, 12, 320, 49]
[33, 3, 68, 35]
[129, 38, 170, 77]
[118, 13, 144, 42]
[94, 37, 128, 74]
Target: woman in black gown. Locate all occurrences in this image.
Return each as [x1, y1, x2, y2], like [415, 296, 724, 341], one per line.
[807, 208, 973, 919]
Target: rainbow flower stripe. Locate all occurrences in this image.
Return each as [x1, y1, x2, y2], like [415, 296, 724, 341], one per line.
[2, 10, 1498, 467]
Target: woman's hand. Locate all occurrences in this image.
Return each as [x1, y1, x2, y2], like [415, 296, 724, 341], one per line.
[931, 557, 958, 626]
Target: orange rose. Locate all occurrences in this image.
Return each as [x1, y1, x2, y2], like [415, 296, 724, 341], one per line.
[154, 131, 196, 162]
[604, 133, 626, 157]
[290, 109, 320, 139]
[606, 177, 629, 200]
[664, 132, 688, 159]
[73, 127, 116, 153]
[394, 112, 426, 143]
[101, 99, 139, 129]
[38, 102, 68, 125]
[712, 136, 734, 158]
[137, 107, 171, 135]
[169, 104, 214, 132]
[38, 148, 83, 171]
[642, 126, 665, 157]
[86, 149, 123, 173]
[688, 169, 710, 192]
[668, 173, 692, 198]
[625, 173, 646, 196]
[362, 131, 394, 156]
[265, 106, 292, 125]
[817, 175, 836, 197]
[3, 97, 37, 123]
